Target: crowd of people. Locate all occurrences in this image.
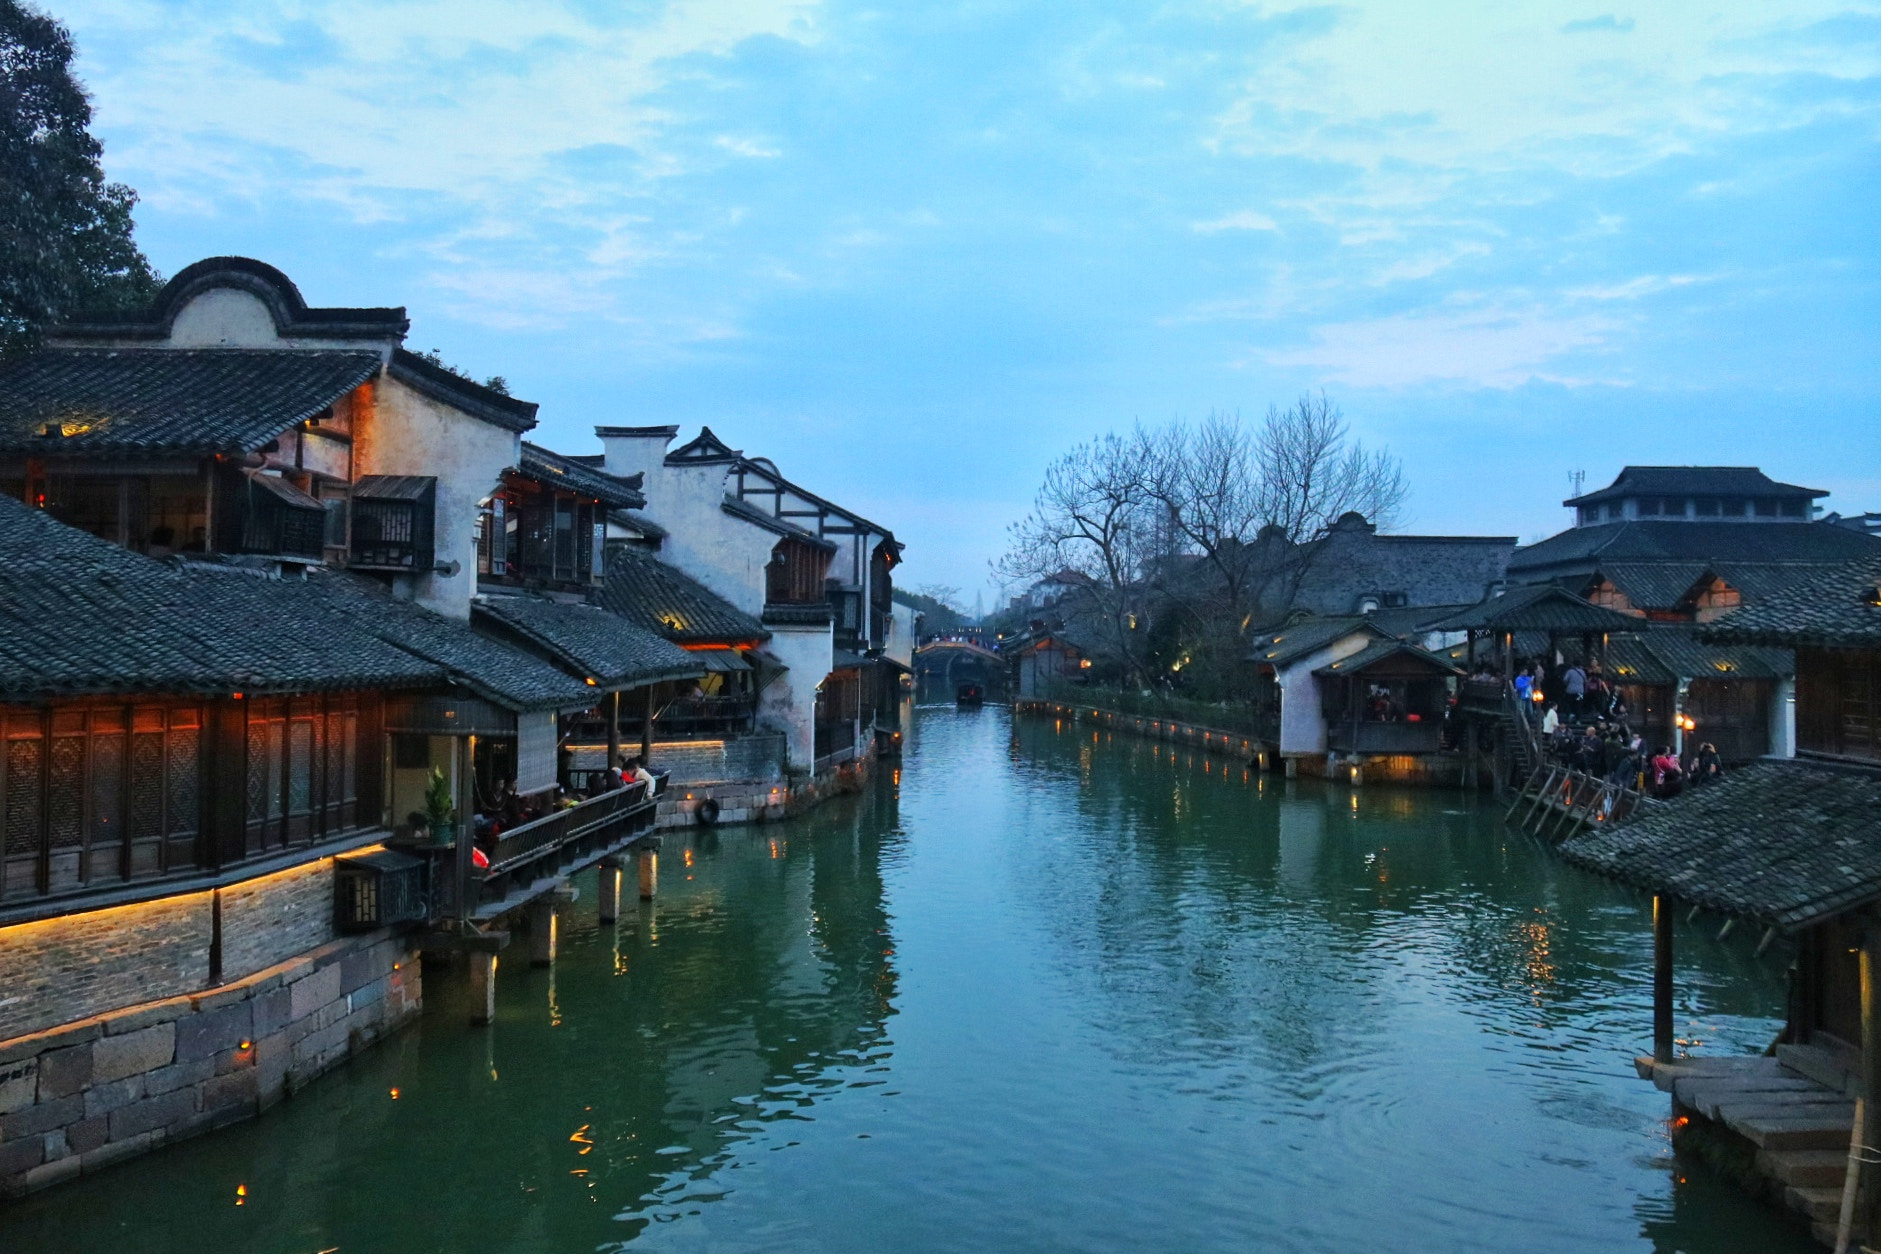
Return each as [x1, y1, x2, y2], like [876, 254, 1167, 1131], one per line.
[1469, 655, 1725, 798]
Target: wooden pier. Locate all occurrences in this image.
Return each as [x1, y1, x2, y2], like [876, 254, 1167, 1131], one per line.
[1639, 1050, 1864, 1247]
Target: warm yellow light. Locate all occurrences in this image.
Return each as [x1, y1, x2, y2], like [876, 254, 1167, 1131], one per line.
[390, 1087, 401, 1100]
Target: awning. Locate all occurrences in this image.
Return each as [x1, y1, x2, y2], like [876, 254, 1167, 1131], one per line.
[696, 649, 752, 673]
[751, 648, 790, 693]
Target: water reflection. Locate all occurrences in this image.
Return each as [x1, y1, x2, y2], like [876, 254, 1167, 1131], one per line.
[0, 782, 903, 1254]
[0, 709, 1814, 1254]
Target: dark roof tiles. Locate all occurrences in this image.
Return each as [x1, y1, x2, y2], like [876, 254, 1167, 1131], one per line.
[1417, 585, 1641, 634]
[0, 498, 442, 699]
[1565, 466, 1825, 508]
[1701, 558, 1881, 649]
[519, 443, 645, 510]
[0, 349, 383, 455]
[597, 546, 769, 645]
[303, 574, 597, 711]
[1558, 761, 1881, 932]
[473, 595, 700, 688]
[1511, 520, 1881, 575]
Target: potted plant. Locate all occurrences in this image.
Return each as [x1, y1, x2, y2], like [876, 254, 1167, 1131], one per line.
[424, 766, 457, 847]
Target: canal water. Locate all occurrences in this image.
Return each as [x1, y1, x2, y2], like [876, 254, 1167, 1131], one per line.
[0, 706, 1815, 1253]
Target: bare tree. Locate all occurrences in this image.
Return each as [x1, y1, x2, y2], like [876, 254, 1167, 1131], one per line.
[999, 391, 1407, 695]
[914, 583, 964, 613]
[996, 431, 1157, 685]
[1254, 391, 1407, 611]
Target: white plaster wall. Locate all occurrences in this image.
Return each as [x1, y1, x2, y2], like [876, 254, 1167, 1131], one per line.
[357, 375, 519, 620]
[1770, 674, 1797, 759]
[759, 623, 835, 770]
[886, 604, 916, 669]
[92, 286, 394, 354]
[1276, 632, 1375, 755]
[596, 433, 673, 495]
[168, 290, 280, 347]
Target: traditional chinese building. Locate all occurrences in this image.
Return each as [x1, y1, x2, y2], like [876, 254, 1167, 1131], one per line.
[1557, 557, 1881, 1247]
[592, 425, 903, 779]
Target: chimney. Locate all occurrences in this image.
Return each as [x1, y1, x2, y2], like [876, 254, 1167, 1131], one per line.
[595, 425, 678, 509]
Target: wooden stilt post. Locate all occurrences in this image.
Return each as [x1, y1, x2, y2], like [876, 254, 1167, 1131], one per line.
[637, 845, 658, 900]
[597, 859, 623, 924]
[606, 690, 622, 776]
[641, 686, 655, 765]
[529, 897, 558, 967]
[1859, 924, 1881, 1244]
[470, 953, 497, 1026]
[1654, 894, 1675, 1064]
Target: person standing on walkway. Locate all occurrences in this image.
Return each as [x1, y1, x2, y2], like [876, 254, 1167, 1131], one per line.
[1562, 663, 1587, 722]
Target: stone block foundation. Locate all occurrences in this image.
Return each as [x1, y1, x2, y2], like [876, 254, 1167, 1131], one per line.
[0, 929, 420, 1198]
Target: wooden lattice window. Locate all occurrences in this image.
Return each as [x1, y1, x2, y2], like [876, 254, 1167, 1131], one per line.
[0, 703, 202, 901]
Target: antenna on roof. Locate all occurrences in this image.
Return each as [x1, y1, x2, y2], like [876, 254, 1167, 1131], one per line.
[1569, 469, 1585, 498]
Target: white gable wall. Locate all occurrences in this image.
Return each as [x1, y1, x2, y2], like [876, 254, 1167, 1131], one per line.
[1276, 632, 1375, 756]
[356, 375, 518, 620]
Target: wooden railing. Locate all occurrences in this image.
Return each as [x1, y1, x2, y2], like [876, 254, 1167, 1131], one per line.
[1505, 763, 1644, 840]
[470, 781, 658, 913]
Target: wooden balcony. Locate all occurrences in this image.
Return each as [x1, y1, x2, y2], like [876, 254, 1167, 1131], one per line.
[1326, 720, 1445, 755]
[463, 779, 659, 921]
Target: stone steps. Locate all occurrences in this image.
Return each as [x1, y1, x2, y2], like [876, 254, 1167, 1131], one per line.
[1759, 1148, 1854, 1188]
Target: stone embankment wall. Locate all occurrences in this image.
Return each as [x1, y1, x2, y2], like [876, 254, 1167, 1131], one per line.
[0, 855, 422, 1198]
[1014, 700, 1465, 787]
[1015, 699, 1266, 760]
[655, 752, 876, 829]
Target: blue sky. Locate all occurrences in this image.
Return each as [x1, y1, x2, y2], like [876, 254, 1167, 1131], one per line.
[58, 0, 1881, 605]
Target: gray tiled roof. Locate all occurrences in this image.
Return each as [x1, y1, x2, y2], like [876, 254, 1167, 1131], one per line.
[0, 498, 443, 699]
[597, 545, 769, 645]
[384, 349, 538, 433]
[473, 594, 701, 688]
[1315, 638, 1462, 677]
[302, 573, 598, 712]
[1290, 530, 1514, 616]
[1510, 520, 1881, 575]
[1558, 760, 1881, 932]
[1590, 562, 1709, 611]
[1417, 585, 1641, 634]
[1701, 557, 1881, 649]
[1565, 466, 1824, 508]
[1599, 626, 1791, 686]
[0, 349, 383, 454]
[519, 443, 645, 510]
[1250, 616, 1377, 666]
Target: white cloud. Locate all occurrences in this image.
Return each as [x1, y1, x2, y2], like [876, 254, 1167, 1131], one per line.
[714, 136, 783, 159]
[1192, 210, 1279, 233]
[66, 0, 820, 213]
[1564, 273, 1711, 301]
[1211, 2, 1881, 187]
[1262, 303, 1625, 389]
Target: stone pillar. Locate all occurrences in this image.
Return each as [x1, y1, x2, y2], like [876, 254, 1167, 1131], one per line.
[470, 953, 497, 1027]
[529, 898, 558, 967]
[597, 859, 623, 924]
[637, 846, 658, 900]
